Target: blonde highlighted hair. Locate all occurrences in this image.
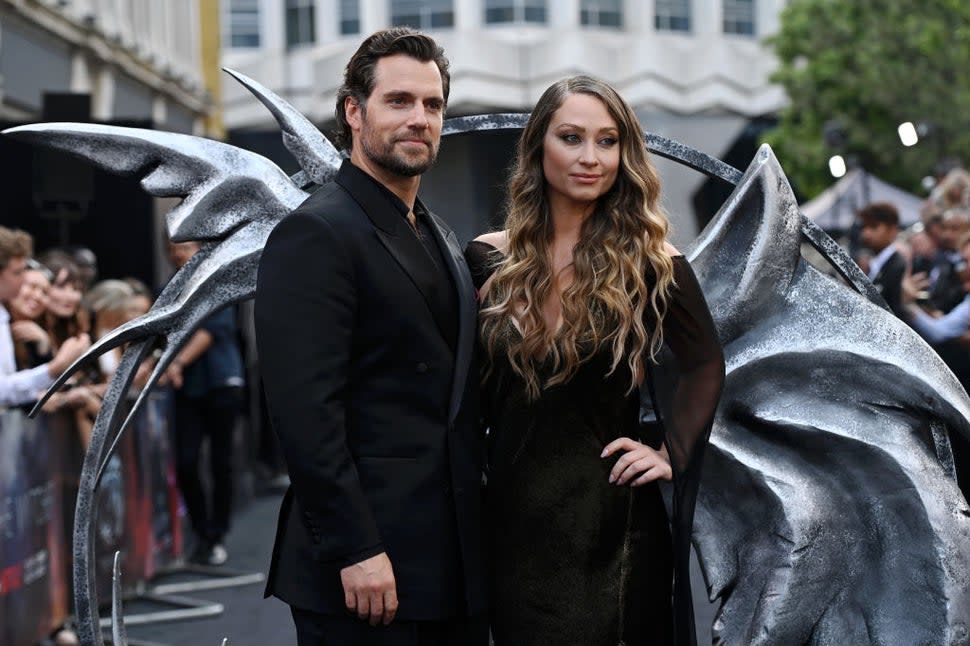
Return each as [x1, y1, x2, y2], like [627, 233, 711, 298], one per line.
[479, 76, 675, 399]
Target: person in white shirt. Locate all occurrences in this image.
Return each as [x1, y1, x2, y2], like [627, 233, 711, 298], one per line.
[0, 226, 90, 407]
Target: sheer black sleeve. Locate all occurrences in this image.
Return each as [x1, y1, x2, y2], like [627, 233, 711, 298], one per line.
[646, 255, 725, 646]
[464, 239, 502, 291]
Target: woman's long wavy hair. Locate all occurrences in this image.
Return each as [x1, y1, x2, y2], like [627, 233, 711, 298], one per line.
[479, 76, 675, 400]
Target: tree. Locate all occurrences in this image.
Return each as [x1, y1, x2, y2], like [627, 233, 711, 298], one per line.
[764, 0, 970, 198]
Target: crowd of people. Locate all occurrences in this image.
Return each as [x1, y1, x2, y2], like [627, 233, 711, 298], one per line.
[853, 166, 970, 497]
[0, 228, 244, 645]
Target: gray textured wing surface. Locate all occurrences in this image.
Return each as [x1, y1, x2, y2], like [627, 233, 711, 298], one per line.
[688, 146, 970, 644]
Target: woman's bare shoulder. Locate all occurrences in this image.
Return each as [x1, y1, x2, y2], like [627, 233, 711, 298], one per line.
[663, 241, 682, 258]
[473, 230, 510, 254]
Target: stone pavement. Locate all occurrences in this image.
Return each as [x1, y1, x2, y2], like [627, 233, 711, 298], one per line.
[124, 492, 294, 646]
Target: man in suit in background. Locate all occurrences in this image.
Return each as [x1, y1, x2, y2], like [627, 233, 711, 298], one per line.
[255, 28, 486, 646]
[858, 202, 907, 319]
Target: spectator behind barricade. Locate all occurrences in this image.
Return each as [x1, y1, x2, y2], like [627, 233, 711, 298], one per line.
[84, 279, 136, 380]
[909, 205, 943, 275]
[904, 232, 970, 343]
[165, 240, 244, 566]
[902, 231, 970, 499]
[0, 227, 90, 407]
[123, 277, 153, 319]
[858, 202, 907, 319]
[931, 167, 970, 211]
[37, 251, 87, 351]
[927, 208, 970, 313]
[66, 245, 98, 291]
[9, 260, 54, 369]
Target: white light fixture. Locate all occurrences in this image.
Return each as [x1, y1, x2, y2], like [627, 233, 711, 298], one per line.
[898, 121, 919, 147]
[829, 154, 847, 178]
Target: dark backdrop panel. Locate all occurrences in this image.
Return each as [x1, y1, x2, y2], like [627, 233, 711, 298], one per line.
[0, 120, 156, 287]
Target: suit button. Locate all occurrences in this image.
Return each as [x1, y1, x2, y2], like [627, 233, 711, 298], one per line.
[416, 362, 428, 373]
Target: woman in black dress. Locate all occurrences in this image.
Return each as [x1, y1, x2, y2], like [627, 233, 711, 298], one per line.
[465, 76, 724, 646]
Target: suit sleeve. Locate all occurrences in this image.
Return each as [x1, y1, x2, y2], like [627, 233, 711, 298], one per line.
[255, 209, 384, 567]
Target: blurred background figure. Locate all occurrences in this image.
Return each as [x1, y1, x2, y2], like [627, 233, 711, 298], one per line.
[857, 202, 906, 319]
[37, 251, 88, 354]
[83, 279, 136, 379]
[9, 259, 54, 370]
[0, 228, 90, 407]
[930, 168, 970, 212]
[926, 208, 970, 314]
[903, 202, 946, 276]
[166, 240, 245, 566]
[902, 231, 970, 501]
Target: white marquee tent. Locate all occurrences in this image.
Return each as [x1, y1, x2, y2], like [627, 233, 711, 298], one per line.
[800, 169, 924, 232]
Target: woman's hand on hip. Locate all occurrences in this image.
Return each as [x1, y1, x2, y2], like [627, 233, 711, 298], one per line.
[601, 437, 672, 486]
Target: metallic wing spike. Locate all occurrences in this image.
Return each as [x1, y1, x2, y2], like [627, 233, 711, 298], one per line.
[224, 67, 343, 185]
[3, 123, 307, 242]
[111, 551, 128, 646]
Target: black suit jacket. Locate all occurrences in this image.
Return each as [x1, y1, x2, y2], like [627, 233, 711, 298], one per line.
[872, 249, 906, 319]
[254, 160, 485, 620]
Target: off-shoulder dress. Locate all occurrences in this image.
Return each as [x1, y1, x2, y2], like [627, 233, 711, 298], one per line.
[465, 240, 724, 646]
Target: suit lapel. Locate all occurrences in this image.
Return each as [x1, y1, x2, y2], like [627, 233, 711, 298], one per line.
[427, 212, 477, 424]
[374, 227, 453, 345]
[336, 162, 451, 342]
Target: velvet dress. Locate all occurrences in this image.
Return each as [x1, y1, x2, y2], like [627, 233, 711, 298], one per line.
[465, 242, 724, 646]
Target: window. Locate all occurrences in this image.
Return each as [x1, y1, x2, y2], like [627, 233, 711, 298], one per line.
[390, 0, 454, 29]
[580, 0, 622, 28]
[484, 0, 547, 25]
[654, 0, 690, 32]
[723, 0, 756, 35]
[340, 0, 360, 35]
[286, 0, 316, 47]
[228, 0, 260, 48]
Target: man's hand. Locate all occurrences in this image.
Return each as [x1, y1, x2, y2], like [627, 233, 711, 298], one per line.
[47, 334, 91, 378]
[159, 360, 184, 389]
[339, 552, 398, 626]
[601, 437, 673, 486]
[901, 271, 930, 306]
[10, 320, 51, 354]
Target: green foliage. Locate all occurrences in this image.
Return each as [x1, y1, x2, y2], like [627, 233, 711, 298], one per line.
[764, 0, 970, 198]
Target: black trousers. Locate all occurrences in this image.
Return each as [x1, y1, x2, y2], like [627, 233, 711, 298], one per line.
[174, 385, 242, 544]
[290, 607, 488, 646]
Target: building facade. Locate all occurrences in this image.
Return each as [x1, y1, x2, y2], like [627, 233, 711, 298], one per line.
[1, 0, 217, 134]
[222, 0, 788, 243]
[0, 0, 221, 286]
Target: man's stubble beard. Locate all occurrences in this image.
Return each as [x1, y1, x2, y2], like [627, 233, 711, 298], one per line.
[361, 133, 439, 177]
[358, 113, 440, 177]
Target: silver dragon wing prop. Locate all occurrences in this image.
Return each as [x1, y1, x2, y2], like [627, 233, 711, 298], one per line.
[688, 146, 970, 644]
[4, 69, 969, 646]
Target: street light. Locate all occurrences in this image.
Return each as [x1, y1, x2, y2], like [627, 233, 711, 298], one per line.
[898, 121, 919, 147]
[829, 154, 847, 178]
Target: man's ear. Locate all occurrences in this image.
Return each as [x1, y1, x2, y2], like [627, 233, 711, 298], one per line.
[345, 96, 363, 132]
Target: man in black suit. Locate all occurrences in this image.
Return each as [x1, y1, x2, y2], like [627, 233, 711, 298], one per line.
[255, 28, 485, 645]
[858, 202, 907, 319]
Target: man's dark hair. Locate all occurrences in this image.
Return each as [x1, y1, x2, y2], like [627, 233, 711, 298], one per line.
[858, 202, 900, 228]
[334, 27, 450, 151]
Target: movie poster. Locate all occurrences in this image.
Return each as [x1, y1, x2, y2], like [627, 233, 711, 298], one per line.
[0, 409, 68, 646]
